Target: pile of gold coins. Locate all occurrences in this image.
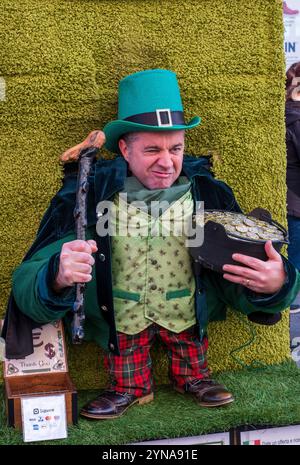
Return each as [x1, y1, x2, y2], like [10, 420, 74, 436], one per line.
[202, 211, 285, 242]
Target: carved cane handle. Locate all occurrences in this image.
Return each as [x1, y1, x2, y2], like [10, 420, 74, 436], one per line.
[60, 130, 106, 163]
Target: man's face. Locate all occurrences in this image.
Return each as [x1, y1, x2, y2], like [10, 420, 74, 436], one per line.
[118, 131, 185, 190]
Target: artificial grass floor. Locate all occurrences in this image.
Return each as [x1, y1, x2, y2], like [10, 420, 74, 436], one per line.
[1, 360, 300, 445]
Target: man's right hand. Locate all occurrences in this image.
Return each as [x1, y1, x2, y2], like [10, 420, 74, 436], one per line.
[53, 239, 98, 292]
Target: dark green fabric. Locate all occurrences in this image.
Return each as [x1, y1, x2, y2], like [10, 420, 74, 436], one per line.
[112, 289, 141, 301]
[166, 289, 191, 300]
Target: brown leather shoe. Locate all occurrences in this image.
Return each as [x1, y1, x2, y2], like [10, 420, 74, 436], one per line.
[80, 390, 154, 419]
[174, 378, 234, 407]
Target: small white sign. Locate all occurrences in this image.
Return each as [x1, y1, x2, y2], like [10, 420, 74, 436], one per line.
[241, 424, 300, 445]
[21, 394, 67, 442]
[133, 431, 230, 445]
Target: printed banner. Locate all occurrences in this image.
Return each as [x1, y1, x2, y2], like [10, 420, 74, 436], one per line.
[283, 1, 300, 69]
[4, 320, 67, 377]
[241, 424, 300, 445]
[133, 431, 231, 445]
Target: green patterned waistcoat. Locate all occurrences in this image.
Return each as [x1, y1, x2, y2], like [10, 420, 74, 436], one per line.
[110, 177, 196, 335]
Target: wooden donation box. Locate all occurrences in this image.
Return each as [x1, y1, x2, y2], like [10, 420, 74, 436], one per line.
[3, 320, 77, 428]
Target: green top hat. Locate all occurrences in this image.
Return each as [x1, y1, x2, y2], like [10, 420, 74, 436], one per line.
[103, 69, 201, 153]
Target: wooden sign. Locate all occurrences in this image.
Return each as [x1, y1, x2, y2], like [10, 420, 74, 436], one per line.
[2, 320, 77, 429]
[4, 320, 67, 377]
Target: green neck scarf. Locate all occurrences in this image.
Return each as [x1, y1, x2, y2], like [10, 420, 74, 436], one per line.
[123, 176, 191, 216]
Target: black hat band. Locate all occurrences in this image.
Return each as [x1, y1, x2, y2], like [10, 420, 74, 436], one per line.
[124, 109, 185, 127]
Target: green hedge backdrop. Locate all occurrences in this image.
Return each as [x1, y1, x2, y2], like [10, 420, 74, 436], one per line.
[0, 0, 289, 389]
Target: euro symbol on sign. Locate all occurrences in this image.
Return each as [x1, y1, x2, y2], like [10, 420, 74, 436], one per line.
[44, 343, 56, 359]
[32, 327, 44, 348]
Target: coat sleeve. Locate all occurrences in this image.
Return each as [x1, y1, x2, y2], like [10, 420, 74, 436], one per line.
[287, 119, 300, 162]
[12, 232, 76, 323]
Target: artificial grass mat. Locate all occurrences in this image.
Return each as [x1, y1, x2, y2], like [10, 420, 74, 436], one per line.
[1, 360, 300, 445]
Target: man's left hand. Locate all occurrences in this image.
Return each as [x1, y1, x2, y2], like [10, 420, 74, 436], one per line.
[222, 240, 286, 294]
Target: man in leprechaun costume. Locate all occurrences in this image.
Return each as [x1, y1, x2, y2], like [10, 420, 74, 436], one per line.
[3, 69, 300, 419]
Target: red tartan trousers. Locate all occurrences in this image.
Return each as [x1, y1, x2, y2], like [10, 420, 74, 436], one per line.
[103, 324, 209, 397]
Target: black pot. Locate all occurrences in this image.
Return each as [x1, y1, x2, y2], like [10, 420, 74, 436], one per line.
[189, 207, 288, 273]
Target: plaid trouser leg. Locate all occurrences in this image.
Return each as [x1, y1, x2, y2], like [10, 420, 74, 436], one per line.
[158, 326, 210, 388]
[103, 326, 155, 397]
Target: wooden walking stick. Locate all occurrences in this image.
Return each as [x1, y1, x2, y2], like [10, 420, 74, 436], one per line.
[60, 130, 106, 343]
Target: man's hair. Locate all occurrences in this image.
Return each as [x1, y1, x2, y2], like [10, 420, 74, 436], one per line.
[286, 62, 300, 101]
[119, 132, 140, 148]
